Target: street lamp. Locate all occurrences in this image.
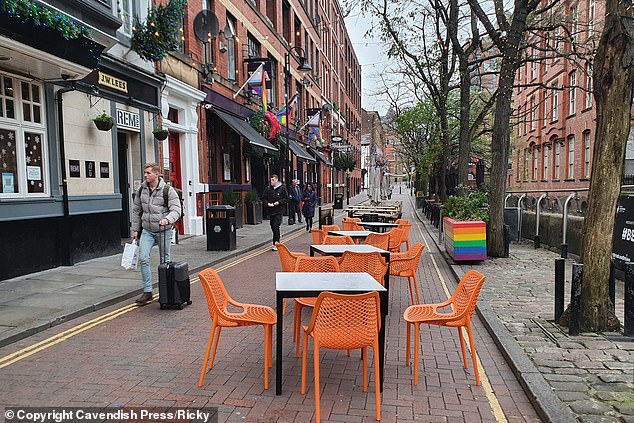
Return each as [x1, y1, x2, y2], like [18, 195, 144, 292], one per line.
[346, 169, 351, 205]
[283, 47, 311, 223]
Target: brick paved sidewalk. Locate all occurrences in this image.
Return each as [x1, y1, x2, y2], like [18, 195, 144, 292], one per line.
[0, 185, 543, 422]
[412, 195, 634, 423]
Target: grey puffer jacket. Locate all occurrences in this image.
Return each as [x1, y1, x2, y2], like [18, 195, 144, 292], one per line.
[131, 178, 181, 233]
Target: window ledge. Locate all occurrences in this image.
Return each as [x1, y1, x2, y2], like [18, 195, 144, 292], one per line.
[552, 179, 561, 182]
[579, 178, 590, 181]
[540, 179, 549, 182]
[564, 178, 575, 182]
[568, 113, 576, 118]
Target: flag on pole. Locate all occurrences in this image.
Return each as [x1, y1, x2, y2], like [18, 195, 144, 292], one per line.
[276, 94, 298, 125]
[305, 111, 323, 145]
[233, 63, 266, 100]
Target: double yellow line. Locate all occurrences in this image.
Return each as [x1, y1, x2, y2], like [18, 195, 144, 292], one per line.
[0, 231, 305, 370]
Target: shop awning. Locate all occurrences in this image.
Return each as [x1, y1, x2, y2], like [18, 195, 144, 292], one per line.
[309, 147, 333, 166]
[289, 140, 316, 163]
[213, 109, 278, 152]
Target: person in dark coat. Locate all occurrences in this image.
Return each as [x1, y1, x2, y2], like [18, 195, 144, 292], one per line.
[262, 174, 288, 250]
[301, 182, 317, 232]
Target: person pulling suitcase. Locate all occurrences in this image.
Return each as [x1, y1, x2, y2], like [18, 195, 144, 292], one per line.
[131, 163, 181, 305]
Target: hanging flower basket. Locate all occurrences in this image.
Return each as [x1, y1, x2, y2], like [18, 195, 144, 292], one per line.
[153, 127, 169, 140]
[93, 111, 114, 131]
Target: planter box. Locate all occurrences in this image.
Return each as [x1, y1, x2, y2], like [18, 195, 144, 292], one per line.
[245, 201, 263, 224]
[443, 217, 487, 261]
[234, 203, 244, 229]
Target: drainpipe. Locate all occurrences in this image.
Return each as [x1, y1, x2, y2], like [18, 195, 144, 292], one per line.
[56, 83, 77, 266]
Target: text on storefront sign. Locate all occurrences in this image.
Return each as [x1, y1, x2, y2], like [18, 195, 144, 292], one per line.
[98, 72, 128, 93]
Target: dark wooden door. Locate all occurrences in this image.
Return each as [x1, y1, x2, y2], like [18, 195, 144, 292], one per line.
[168, 133, 183, 234]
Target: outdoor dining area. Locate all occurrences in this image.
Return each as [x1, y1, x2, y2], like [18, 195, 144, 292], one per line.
[193, 214, 487, 422]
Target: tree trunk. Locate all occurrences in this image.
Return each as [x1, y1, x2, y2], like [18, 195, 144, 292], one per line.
[579, 0, 634, 331]
[457, 56, 472, 186]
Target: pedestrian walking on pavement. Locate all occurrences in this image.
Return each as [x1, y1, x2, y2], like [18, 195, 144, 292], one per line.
[131, 163, 182, 305]
[289, 179, 303, 224]
[301, 183, 317, 231]
[262, 174, 288, 250]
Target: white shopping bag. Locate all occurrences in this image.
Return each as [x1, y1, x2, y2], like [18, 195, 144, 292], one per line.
[121, 240, 139, 270]
[171, 228, 177, 245]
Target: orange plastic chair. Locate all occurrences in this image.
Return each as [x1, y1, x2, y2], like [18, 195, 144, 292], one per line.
[388, 227, 405, 252]
[395, 219, 409, 225]
[342, 220, 363, 230]
[311, 229, 325, 245]
[323, 234, 355, 245]
[364, 232, 390, 250]
[276, 242, 308, 314]
[198, 268, 276, 389]
[397, 223, 412, 250]
[293, 256, 341, 357]
[403, 270, 486, 386]
[302, 291, 381, 422]
[390, 242, 425, 305]
[338, 250, 388, 285]
[321, 224, 340, 233]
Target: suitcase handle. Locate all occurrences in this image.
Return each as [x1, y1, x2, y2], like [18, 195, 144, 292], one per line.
[161, 224, 169, 265]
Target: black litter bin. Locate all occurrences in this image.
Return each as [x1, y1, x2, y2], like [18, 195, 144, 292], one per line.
[318, 206, 334, 228]
[206, 205, 237, 251]
[334, 193, 344, 209]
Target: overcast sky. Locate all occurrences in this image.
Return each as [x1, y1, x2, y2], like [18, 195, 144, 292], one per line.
[345, 10, 390, 116]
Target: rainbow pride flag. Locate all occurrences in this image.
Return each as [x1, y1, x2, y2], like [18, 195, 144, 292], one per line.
[443, 218, 487, 261]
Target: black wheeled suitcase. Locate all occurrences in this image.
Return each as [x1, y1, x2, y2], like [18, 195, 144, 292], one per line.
[158, 229, 192, 310]
[158, 261, 191, 309]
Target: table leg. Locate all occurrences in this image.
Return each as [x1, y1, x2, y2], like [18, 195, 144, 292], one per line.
[378, 290, 388, 392]
[310, 246, 315, 257]
[276, 293, 283, 395]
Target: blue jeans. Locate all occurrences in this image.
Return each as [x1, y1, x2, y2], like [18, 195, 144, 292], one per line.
[139, 229, 171, 292]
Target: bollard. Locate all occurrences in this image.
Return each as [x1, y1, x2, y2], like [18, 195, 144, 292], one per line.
[561, 243, 568, 259]
[609, 263, 616, 313]
[555, 258, 565, 323]
[534, 234, 541, 249]
[625, 263, 634, 337]
[569, 263, 583, 336]
[318, 206, 322, 229]
[504, 224, 510, 258]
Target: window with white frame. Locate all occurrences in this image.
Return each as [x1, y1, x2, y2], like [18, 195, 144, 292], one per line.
[584, 131, 591, 177]
[532, 147, 538, 180]
[524, 148, 530, 180]
[588, 0, 595, 37]
[569, 71, 576, 115]
[585, 63, 593, 109]
[226, 15, 237, 81]
[0, 74, 47, 197]
[571, 6, 579, 43]
[532, 53, 537, 80]
[119, 0, 138, 36]
[542, 145, 550, 180]
[554, 142, 561, 179]
[567, 135, 575, 179]
[531, 95, 537, 130]
[517, 104, 522, 136]
[552, 83, 559, 121]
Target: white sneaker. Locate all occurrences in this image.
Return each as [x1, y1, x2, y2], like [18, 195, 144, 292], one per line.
[272, 246, 278, 251]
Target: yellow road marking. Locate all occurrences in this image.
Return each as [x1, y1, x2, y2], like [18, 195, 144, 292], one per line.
[0, 230, 306, 369]
[419, 216, 507, 423]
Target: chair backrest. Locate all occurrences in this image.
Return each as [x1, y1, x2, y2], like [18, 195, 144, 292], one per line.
[345, 217, 362, 222]
[364, 232, 390, 250]
[323, 235, 355, 245]
[390, 242, 425, 273]
[294, 255, 341, 273]
[322, 224, 341, 233]
[397, 223, 412, 241]
[338, 251, 388, 285]
[450, 270, 487, 324]
[311, 229, 325, 244]
[306, 291, 381, 350]
[395, 219, 409, 225]
[342, 220, 363, 231]
[198, 268, 231, 320]
[388, 228, 405, 251]
[276, 242, 303, 272]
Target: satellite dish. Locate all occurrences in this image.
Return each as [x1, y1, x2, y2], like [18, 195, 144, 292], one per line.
[193, 10, 220, 43]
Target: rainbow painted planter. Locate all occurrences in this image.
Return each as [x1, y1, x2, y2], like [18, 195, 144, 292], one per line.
[443, 217, 487, 261]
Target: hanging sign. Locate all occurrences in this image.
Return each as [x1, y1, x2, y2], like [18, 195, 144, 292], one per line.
[98, 72, 128, 93]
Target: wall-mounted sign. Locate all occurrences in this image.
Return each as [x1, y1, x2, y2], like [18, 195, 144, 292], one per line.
[85, 161, 96, 178]
[69, 160, 81, 177]
[2, 173, 14, 193]
[98, 71, 128, 93]
[612, 194, 634, 269]
[100, 162, 110, 178]
[116, 109, 140, 132]
[331, 136, 343, 143]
